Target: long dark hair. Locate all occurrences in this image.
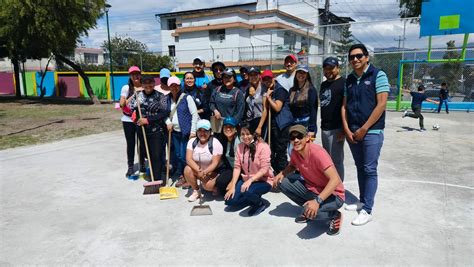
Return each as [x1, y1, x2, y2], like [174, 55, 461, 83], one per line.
[290, 71, 313, 107]
[240, 122, 259, 162]
[127, 78, 137, 98]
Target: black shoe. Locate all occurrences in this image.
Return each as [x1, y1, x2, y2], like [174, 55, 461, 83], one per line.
[294, 214, 309, 223]
[247, 199, 270, 216]
[326, 211, 342, 236]
[125, 167, 134, 177]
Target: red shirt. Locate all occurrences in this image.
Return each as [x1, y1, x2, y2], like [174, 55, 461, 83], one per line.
[290, 143, 345, 200]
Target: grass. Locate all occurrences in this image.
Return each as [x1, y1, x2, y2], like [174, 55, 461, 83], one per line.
[0, 101, 122, 150]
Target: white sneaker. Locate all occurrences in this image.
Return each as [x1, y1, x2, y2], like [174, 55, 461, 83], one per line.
[402, 110, 408, 118]
[187, 190, 201, 202]
[344, 203, 362, 211]
[351, 210, 372, 226]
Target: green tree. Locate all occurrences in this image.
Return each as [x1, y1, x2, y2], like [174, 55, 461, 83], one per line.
[0, 0, 106, 103]
[101, 36, 173, 71]
[430, 40, 462, 93]
[398, 0, 422, 18]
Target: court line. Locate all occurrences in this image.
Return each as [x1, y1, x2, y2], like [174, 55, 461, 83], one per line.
[345, 179, 473, 190]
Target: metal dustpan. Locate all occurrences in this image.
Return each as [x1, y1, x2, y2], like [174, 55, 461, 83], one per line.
[190, 198, 212, 216]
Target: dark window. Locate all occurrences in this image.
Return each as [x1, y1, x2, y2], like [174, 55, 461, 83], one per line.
[168, 18, 177, 30]
[209, 29, 225, 42]
[84, 53, 98, 64]
[284, 32, 296, 50]
[168, 45, 176, 57]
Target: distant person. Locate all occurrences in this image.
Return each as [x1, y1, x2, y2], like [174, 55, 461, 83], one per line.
[402, 84, 439, 131]
[224, 123, 273, 216]
[191, 57, 212, 90]
[319, 57, 345, 181]
[216, 117, 241, 195]
[244, 67, 267, 135]
[156, 68, 171, 95]
[437, 82, 449, 114]
[183, 71, 209, 120]
[237, 65, 250, 94]
[341, 43, 389, 226]
[120, 66, 145, 177]
[276, 54, 297, 92]
[273, 125, 345, 236]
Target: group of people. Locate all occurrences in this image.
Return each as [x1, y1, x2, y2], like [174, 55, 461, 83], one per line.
[119, 43, 391, 236]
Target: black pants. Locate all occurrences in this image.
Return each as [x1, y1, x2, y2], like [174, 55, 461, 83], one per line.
[215, 168, 234, 195]
[122, 121, 145, 168]
[137, 126, 165, 183]
[270, 121, 290, 174]
[407, 105, 424, 129]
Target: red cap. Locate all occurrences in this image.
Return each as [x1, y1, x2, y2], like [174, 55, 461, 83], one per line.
[285, 54, 297, 63]
[261, 70, 274, 79]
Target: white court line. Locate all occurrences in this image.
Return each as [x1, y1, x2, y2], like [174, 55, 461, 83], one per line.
[345, 179, 474, 190]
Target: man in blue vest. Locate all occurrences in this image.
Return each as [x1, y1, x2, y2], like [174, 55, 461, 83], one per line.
[341, 44, 389, 226]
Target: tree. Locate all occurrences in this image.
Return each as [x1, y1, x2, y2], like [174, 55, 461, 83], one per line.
[336, 25, 354, 55]
[0, 0, 106, 104]
[398, 0, 422, 18]
[101, 36, 173, 71]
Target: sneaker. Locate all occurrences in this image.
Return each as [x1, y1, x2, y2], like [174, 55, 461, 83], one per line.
[125, 167, 134, 177]
[351, 209, 372, 226]
[402, 110, 408, 118]
[187, 190, 201, 202]
[327, 211, 342, 235]
[344, 203, 362, 211]
[420, 128, 427, 132]
[247, 199, 270, 216]
[294, 214, 309, 223]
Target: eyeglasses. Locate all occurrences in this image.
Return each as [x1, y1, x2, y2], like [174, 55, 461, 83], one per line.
[289, 132, 305, 141]
[348, 53, 365, 61]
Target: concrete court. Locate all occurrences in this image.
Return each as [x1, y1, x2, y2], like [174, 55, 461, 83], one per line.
[0, 111, 473, 266]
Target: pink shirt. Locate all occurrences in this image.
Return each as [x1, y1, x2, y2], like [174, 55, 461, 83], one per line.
[186, 137, 223, 170]
[290, 143, 345, 200]
[154, 84, 170, 95]
[234, 141, 274, 185]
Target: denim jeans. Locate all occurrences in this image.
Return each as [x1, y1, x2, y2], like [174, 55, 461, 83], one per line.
[225, 178, 271, 207]
[437, 98, 449, 113]
[321, 128, 345, 181]
[279, 174, 344, 220]
[171, 131, 189, 176]
[348, 133, 384, 214]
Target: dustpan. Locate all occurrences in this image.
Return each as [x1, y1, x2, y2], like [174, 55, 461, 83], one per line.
[190, 197, 212, 216]
[160, 130, 179, 200]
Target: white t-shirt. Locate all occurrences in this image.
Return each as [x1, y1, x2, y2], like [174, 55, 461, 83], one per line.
[186, 137, 223, 170]
[120, 85, 133, 122]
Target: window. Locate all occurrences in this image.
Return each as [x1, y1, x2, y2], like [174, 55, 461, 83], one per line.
[168, 45, 176, 57]
[168, 18, 177, 30]
[84, 53, 98, 64]
[209, 29, 225, 42]
[283, 32, 296, 50]
[175, 36, 179, 43]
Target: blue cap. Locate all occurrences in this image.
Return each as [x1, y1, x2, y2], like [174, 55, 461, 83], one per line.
[323, 57, 339, 67]
[223, 117, 238, 127]
[295, 64, 309, 73]
[159, 68, 171, 78]
[196, 119, 211, 131]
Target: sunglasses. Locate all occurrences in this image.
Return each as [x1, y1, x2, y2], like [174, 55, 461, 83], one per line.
[289, 132, 305, 141]
[348, 53, 365, 61]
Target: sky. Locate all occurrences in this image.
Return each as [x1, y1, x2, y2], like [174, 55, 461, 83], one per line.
[81, 0, 473, 53]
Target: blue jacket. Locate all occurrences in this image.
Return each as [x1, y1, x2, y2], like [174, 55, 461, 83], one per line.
[345, 64, 385, 131]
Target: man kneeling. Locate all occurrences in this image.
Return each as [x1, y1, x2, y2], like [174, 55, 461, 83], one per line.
[273, 124, 345, 235]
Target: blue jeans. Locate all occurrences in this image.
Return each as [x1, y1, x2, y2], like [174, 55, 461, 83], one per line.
[171, 131, 189, 176]
[225, 179, 271, 207]
[348, 133, 384, 214]
[437, 98, 449, 113]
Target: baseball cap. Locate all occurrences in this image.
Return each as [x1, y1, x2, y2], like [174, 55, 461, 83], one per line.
[159, 68, 171, 78]
[128, 66, 141, 74]
[196, 119, 211, 131]
[239, 66, 250, 73]
[261, 70, 273, 79]
[323, 57, 339, 68]
[222, 68, 235, 77]
[141, 75, 155, 84]
[248, 67, 260, 74]
[223, 117, 238, 127]
[193, 57, 204, 64]
[167, 76, 181, 86]
[289, 124, 307, 136]
[285, 54, 297, 63]
[211, 61, 226, 71]
[295, 64, 309, 73]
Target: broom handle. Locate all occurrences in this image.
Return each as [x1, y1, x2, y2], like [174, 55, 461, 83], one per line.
[136, 93, 156, 182]
[166, 129, 171, 185]
[268, 104, 271, 145]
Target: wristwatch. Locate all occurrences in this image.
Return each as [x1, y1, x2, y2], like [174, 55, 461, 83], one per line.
[315, 195, 323, 205]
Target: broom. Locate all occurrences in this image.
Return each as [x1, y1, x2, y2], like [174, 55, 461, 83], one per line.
[159, 128, 179, 199]
[136, 93, 163, 194]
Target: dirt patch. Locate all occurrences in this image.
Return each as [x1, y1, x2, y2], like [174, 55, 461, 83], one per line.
[0, 102, 122, 150]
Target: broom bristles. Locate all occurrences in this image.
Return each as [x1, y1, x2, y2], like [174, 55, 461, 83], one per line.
[143, 185, 161, 195]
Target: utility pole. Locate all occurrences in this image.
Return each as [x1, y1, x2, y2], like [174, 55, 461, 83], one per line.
[322, 0, 330, 58]
[395, 35, 404, 49]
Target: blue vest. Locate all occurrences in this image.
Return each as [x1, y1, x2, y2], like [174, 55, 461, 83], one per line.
[345, 65, 385, 131]
[167, 93, 193, 136]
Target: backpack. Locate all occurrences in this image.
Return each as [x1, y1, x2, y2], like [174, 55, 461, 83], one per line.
[192, 136, 214, 154]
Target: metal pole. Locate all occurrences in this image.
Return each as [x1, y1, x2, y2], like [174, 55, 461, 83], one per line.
[270, 30, 273, 70]
[140, 52, 143, 71]
[105, 5, 115, 101]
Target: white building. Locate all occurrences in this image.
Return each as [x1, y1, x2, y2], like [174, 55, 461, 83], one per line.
[157, 0, 353, 71]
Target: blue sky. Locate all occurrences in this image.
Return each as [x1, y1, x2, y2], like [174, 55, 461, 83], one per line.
[81, 0, 472, 52]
